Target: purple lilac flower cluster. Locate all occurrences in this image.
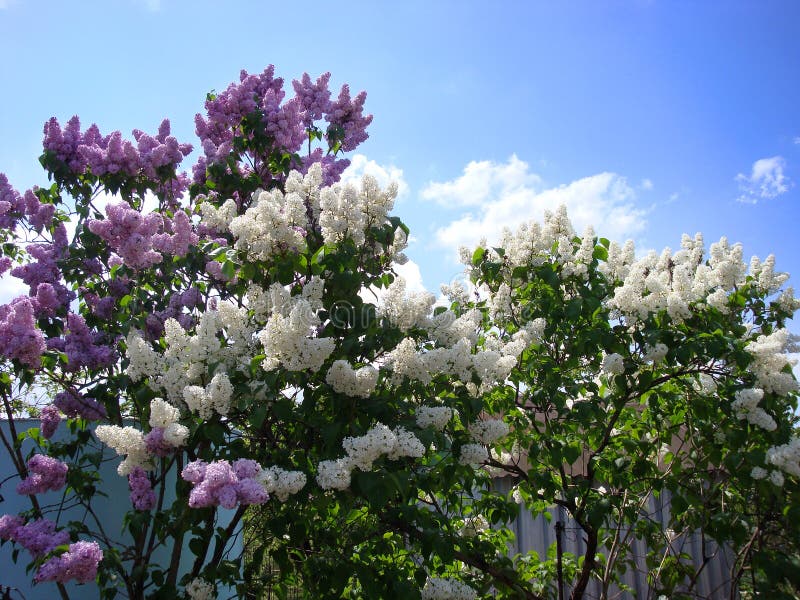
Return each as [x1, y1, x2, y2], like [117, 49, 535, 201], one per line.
[40, 404, 61, 439]
[325, 84, 372, 152]
[43, 116, 192, 183]
[0, 516, 70, 557]
[10, 223, 75, 317]
[0, 297, 46, 368]
[87, 202, 198, 270]
[53, 388, 106, 420]
[128, 467, 156, 510]
[181, 459, 268, 509]
[143, 427, 172, 457]
[0, 175, 58, 232]
[35, 540, 103, 584]
[16, 454, 68, 495]
[192, 67, 372, 188]
[45, 313, 116, 372]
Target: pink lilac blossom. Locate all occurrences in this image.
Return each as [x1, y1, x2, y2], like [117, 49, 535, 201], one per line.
[192, 66, 369, 190]
[151, 209, 199, 256]
[0, 173, 25, 229]
[0, 517, 70, 558]
[0, 297, 46, 368]
[0, 256, 12, 276]
[16, 454, 68, 495]
[35, 540, 103, 584]
[143, 427, 172, 457]
[10, 223, 74, 313]
[128, 467, 156, 510]
[43, 116, 191, 189]
[325, 84, 372, 152]
[292, 72, 332, 126]
[181, 459, 269, 509]
[87, 201, 164, 269]
[54, 388, 106, 420]
[40, 404, 61, 439]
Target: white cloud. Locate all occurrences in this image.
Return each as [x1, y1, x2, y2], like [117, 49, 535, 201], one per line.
[341, 154, 409, 199]
[0, 272, 30, 305]
[422, 156, 648, 258]
[420, 154, 541, 207]
[735, 156, 790, 204]
[640, 178, 654, 190]
[793, 137, 800, 145]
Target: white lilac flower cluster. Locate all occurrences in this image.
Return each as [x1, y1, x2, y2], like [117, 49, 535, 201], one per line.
[731, 388, 777, 431]
[148, 398, 189, 447]
[126, 305, 255, 407]
[642, 343, 669, 364]
[183, 373, 233, 420]
[326, 360, 379, 398]
[420, 577, 477, 600]
[380, 277, 436, 330]
[256, 466, 307, 501]
[766, 437, 800, 477]
[319, 172, 398, 246]
[468, 419, 510, 445]
[386, 334, 525, 391]
[199, 198, 238, 233]
[258, 299, 334, 372]
[459, 514, 489, 537]
[745, 329, 799, 396]
[601, 352, 625, 376]
[560, 225, 596, 280]
[749, 254, 790, 294]
[753, 466, 787, 487]
[95, 425, 150, 476]
[185, 577, 216, 600]
[316, 423, 425, 490]
[458, 443, 489, 467]
[416, 406, 454, 431]
[228, 186, 308, 262]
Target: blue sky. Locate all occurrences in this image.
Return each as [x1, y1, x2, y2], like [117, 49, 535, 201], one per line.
[1, 0, 799, 300]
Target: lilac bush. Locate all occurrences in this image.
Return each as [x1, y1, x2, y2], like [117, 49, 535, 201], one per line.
[0, 63, 798, 600]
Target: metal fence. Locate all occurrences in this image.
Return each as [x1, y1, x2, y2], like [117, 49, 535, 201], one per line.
[494, 477, 736, 599]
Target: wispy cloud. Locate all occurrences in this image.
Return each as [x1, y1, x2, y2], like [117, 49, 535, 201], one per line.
[735, 156, 790, 204]
[640, 178, 654, 190]
[421, 156, 648, 259]
[793, 136, 800, 145]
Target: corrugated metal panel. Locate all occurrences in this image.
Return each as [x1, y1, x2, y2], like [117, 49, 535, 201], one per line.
[494, 477, 736, 599]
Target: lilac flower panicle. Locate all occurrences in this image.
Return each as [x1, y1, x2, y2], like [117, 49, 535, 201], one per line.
[0, 297, 46, 368]
[87, 201, 164, 269]
[0, 256, 12, 276]
[0, 517, 70, 558]
[40, 404, 62, 439]
[43, 116, 191, 188]
[182, 459, 268, 508]
[0, 173, 26, 229]
[35, 540, 103, 584]
[292, 72, 332, 126]
[58, 313, 117, 372]
[54, 388, 107, 420]
[0, 514, 24, 540]
[16, 454, 69, 495]
[325, 84, 372, 152]
[128, 467, 156, 510]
